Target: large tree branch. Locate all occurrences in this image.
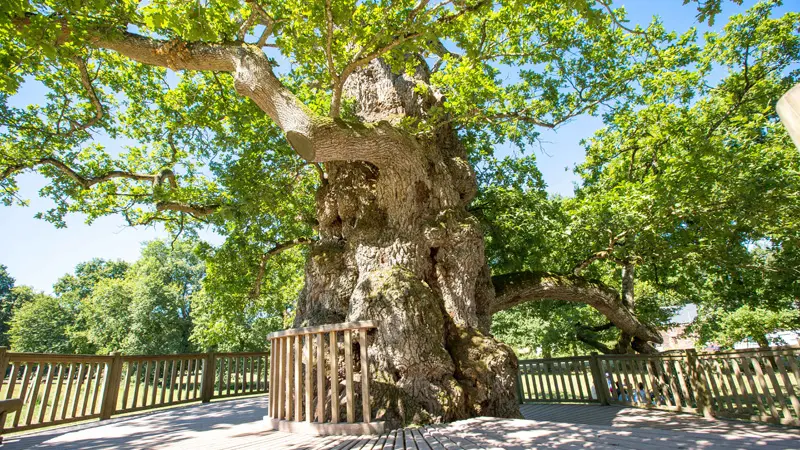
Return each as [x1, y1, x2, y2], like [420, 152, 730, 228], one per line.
[14, 15, 318, 154]
[250, 238, 315, 299]
[14, 15, 431, 169]
[155, 201, 219, 217]
[1, 157, 219, 217]
[91, 27, 414, 166]
[491, 271, 662, 344]
[330, 1, 486, 118]
[4, 157, 158, 188]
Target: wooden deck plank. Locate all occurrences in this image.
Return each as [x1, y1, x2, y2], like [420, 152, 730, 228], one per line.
[410, 427, 432, 450]
[381, 430, 397, 450]
[4, 396, 800, 450]
[419, 427, 447, 450]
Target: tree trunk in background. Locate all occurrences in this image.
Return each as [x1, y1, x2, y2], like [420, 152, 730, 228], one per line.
[616, 264, 636, 354]
[292, 60, 519, 427]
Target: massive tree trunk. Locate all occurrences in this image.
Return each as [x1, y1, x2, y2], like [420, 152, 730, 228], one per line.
[293, 60, 519, 426]
[290, 59, 662, 428]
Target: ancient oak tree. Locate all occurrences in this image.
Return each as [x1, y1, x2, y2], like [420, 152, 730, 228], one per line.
[2, 0, 668, 425]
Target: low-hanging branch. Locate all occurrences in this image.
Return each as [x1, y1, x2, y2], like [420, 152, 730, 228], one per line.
[490, 271, 662, 345]
[249, 237, 316, 299]
[575, 327, 617, 354]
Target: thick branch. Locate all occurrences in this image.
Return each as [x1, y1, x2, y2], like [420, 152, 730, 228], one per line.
[15, 15, 432, 169]
[155, 201, 219, 217]
[575, 329, 617, 354]
[1, 157, 219, 217]
[14, 15, 316, 153]
[331, 1, 485, 117]
[491, 271, 662, 344]
[324, 0, 341, 117]
[250, 238, 315, 298]
[12, 157, 156, 188]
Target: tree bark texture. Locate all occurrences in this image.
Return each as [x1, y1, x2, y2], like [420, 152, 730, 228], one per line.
[293, 60, 519, 426]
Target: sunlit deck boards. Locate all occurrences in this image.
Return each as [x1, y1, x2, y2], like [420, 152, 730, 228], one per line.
[3, 396, 800, 449]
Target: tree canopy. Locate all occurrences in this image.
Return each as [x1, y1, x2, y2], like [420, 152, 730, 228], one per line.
[3, 238, 291, 354]
[489, 1, 800, 355]
[1, 0, 799, 358]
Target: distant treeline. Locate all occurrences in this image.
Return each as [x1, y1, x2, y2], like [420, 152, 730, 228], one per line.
[0, 239, 288, 355]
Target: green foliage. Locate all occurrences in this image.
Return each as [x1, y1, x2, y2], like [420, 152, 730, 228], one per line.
[489, 1, 800, 355]
[565, 0, 800, 349]
[78, 239, 203, 354]
[53, 258, 129, 301]
[492, 301, 614, 358]
[0, 264, 17, 347]
[8, 290, 74, 353]
[191, 243, 302, 352]
[712, 305, 800, 347]
[474, 156, 569, 275]
[1, 0, 798, 357]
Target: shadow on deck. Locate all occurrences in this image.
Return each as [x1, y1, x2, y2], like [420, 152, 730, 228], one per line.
[3, 397, 799, 449]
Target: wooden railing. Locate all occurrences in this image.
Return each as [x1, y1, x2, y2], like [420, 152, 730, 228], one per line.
[266, 321, 383, 435]
[517, 346, 800, 426]
[517, 355, 600, 403]
[0, 348, 269, 434]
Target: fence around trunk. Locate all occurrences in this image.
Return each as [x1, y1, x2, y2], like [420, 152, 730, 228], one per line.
[517, 346, 800, 426]
[0, 348, 269, 434]
[266, 321, 384, 435]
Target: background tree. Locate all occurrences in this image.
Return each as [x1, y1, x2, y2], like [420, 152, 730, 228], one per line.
[77, 239, 203, 354]
[515, 1, 800, 354]
[8, 290, 74, 353]
[711, 305, 799, 348]
[0, 264, 19, 347]
[52, 258, 130, 353]
[2, 0, 796, 425]
[191, 242, 303, 352]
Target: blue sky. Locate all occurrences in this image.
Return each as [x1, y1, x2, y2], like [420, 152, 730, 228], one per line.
[0, 0, 790, 293]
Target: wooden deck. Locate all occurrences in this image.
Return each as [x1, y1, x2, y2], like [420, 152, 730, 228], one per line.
[3, 396, 800, 449]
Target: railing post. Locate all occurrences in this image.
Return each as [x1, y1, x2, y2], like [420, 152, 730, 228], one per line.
[515, 362, 524, 404]
[685, 349, 714, 418]
[0, 347, 9, 434]
[589, 352, 609, 406]
[100, 351, 122, 420]
[201, 350, 216, 403]
[0, 347, 9, 386]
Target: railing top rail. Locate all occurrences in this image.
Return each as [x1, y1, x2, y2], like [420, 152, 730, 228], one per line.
[595, 353, 685, 360]
[518, 355, 591, 363]
[121, 353, 210, 362]
[213, 351, 270, 357]
[6, 353, 114, 363]
[267, 320, 377, 339]
[697, 345, 799, 357]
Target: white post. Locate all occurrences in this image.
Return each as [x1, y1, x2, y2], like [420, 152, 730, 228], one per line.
[777, 83, 800, 150]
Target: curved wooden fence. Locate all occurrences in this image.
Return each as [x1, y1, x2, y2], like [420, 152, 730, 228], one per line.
[0, 348, 269, 434]
[266, 321, 384, 435]
[517, 346, 800, 426]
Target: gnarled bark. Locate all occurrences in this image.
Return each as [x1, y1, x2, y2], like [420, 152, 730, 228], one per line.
[291, 59, 518, 427]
